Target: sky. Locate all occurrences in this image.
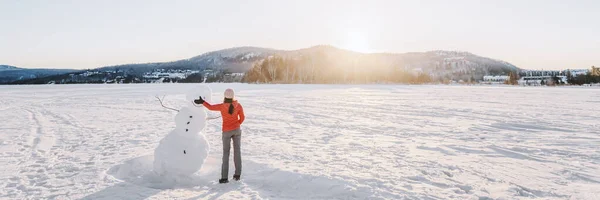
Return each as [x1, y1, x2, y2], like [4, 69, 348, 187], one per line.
[1, 0, 598, 70]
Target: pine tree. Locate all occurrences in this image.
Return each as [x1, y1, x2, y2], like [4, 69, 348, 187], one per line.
[566, 70, 573, 84]
[552, 75, 561, 85]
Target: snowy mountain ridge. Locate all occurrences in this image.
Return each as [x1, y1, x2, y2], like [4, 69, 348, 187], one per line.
[185, 46, 519, 76]
[0, 66, 80, 84]
[1, 46, 519, 83]
[189, 46, 279, 60]
[0, 65, 20, 72]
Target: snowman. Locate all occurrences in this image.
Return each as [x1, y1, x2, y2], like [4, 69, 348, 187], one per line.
[153, 85, 214, 177]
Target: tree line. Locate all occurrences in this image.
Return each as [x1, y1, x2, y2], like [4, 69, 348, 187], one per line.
[567, 72, 600, 85]
[242, 53, 433, 84]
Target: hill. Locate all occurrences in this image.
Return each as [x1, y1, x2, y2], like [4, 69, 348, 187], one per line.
[2, 46, 519, 84]
[0, 65, 80, 84]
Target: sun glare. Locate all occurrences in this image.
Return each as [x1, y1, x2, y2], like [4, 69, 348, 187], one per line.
[342, 31, 371, 53]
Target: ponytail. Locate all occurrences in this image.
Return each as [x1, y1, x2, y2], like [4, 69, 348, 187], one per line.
[224, 98, 234, 115]
[228, 104, 234, 115]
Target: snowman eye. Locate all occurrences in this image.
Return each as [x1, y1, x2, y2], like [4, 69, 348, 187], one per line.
[189, 116, 193, 118]
[183, 150, 186, 154]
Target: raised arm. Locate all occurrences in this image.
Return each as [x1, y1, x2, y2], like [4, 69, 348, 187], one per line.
[238, 104, 245, 124]
[203, 102, 222, 111]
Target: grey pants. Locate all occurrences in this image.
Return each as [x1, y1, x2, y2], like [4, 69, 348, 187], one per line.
[222, 128, 242, 179]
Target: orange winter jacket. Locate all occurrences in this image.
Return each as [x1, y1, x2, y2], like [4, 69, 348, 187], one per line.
[203, 101, 245, 132]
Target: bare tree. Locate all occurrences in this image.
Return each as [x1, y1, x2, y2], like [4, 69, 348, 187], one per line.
[266, 56, 279, 82]
[289, 60, 297, 83]
[296, 56, 309, 83]
[284, 58, 290, 83]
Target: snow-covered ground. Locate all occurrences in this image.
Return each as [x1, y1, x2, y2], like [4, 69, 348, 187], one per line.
[1, 84, 599, 200]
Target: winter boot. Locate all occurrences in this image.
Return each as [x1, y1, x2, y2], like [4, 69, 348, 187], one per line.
[219, 178, 229, 184]
[233, 175, 241, 181]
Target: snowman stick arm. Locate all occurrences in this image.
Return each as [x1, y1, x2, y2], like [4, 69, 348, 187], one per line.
[155, 95, 179, 112]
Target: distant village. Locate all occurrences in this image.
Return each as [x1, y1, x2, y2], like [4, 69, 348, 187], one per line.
[41, 65, 600, 86]
[481, 66, 600, 86]
[140, 69, 244, 83]
[47, 68, 244, 84]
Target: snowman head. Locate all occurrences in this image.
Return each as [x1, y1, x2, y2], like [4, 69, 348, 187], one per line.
[186, 85, 213, 106]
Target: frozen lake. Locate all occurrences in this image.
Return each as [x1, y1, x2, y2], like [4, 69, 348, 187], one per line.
[1, 84, 599, 199]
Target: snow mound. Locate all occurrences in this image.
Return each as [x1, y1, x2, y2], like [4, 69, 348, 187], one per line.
[107, 155, 206, 189]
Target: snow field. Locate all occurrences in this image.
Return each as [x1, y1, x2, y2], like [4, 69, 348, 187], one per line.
[0, 84, 599, 199]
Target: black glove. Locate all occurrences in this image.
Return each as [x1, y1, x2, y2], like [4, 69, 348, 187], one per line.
[193, 96, 205, 105]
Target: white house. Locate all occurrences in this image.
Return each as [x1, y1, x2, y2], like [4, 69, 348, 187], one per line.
[518, 70, 567, 85]
[483, 75, 510, 84]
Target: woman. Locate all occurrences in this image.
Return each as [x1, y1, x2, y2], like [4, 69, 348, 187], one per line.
[194, 88, 245, 184]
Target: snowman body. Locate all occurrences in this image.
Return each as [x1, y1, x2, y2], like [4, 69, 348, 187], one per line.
[153, 86, 213, 177]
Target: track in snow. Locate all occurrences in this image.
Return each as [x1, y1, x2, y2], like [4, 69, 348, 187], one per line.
[0, 84, 599, 200]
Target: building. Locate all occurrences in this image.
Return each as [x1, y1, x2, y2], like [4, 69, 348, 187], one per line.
[518, 70, 567, 85]
[223, 73, 245, 83]
[483, 75, 510, 84]
[520, 70, 563, 77]
[592, 66, 600, 76]
[569, 69, 590, 77]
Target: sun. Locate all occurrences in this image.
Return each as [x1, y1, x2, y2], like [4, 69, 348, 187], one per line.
[341, 31, 371, 53]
